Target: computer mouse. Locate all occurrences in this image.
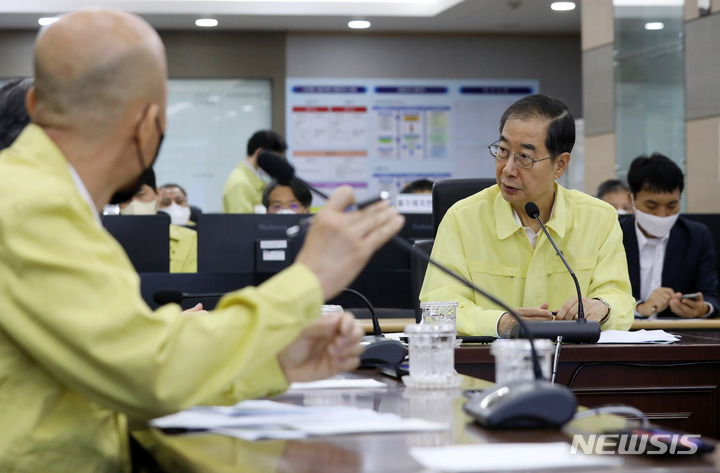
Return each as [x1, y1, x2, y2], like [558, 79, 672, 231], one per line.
[463, 379, 577, 429]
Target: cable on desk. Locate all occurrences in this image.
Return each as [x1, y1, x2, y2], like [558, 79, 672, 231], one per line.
[573, 404, 649, 427]
[567, 360, 720, 390]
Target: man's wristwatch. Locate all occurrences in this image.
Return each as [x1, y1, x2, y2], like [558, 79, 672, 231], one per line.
[593, 297, 611, 324]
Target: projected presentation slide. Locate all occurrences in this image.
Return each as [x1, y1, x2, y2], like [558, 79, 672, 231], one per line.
[286, 78, 538, 202]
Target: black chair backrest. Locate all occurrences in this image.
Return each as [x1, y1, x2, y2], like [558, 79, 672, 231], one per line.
[431, 178, 496, 237]
[102, 214, 171, 272]
[681, 213, 720, 291]
[410, 239, 434, 322]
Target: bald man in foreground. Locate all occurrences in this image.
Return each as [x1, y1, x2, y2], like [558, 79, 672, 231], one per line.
[0, 10, 403, 473]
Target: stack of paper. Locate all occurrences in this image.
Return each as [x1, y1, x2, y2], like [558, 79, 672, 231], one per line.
[287, 378, 388, 391]
[598, 329, 680, 344]
[151, 399, 446, 441]
[410, 443, 622, 471]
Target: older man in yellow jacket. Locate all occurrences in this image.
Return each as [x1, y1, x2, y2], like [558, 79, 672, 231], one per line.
[421, 94, 634, 337]
[0, 9, 403, 473]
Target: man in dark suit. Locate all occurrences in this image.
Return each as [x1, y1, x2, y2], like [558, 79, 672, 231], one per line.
[621, 153, 720, 318]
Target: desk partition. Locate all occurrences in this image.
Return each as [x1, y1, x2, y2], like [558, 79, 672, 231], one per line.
[139, 272, 254, 310]
[102, 214, 171, 273]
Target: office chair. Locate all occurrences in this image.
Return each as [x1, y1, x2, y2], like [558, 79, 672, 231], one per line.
[431, 178, 496, 237]
[680, 213, 720, 292]
[410, 239, 434, 322]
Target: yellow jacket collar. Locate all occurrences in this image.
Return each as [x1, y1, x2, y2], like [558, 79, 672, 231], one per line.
[494, 182, 567, 240]
[14, 124, 100, 225]
[14, 124, 68, 175]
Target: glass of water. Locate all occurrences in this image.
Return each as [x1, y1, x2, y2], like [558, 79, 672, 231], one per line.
[404, 323, 458, 388]
[420, 301, 459, 331]
[490, 338, 554, 384]
[320, 304, 344, 316]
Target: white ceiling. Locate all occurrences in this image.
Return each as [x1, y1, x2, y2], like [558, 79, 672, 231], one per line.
[0, 0, 581, 34]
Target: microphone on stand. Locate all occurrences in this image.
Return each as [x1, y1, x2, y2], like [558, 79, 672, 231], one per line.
[521, 202, 601, 343]
[257, 151, 578, 429]
[258, 151, 329, 199]
[340, 288, 405, 368]
[257, 151, 388, 238]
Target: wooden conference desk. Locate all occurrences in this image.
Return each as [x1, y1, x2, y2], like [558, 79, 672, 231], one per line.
[357, 317, 416, 334]
[357, 316, 720, 334]
[357, 318, 720, 438]
[457, 323, 720, 439]
[134, 372, 718, 473]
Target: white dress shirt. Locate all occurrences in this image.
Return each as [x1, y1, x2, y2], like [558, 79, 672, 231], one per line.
[635, 221, 713, 317]
[636, 222, 668, 304]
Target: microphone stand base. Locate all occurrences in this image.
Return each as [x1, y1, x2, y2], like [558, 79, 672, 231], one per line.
[463, 379, 578, 429]
[359, 337, 406, 368]
[517, 321, 601, 343]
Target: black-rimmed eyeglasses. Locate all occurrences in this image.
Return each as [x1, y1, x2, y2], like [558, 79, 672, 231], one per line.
[488, 141, 552, 169]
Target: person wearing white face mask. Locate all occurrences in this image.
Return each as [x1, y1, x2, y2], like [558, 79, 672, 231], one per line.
[158, 183, 195, 226]
[262, 178, 312, 215]
[620, 153, 720, 319]
[119, 171, 197, 273]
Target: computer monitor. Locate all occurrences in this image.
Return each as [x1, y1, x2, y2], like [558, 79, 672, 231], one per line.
[197, 213, 306, 278]
[197, 213, 431, 315]
[327, 214, 432, 314]
[399, 213, 433, 241]
[102, 214, 171, 272]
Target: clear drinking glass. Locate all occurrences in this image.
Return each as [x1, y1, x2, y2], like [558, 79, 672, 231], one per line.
[490, 339, 554, 384]
[320, 304, 344, 316]
[404, 323, 457, 388]
[420, 301, 459, 331]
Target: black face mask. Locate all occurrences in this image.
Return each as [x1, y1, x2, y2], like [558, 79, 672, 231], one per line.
[109, 165, 157, 205]
[109, 117, 164, 205]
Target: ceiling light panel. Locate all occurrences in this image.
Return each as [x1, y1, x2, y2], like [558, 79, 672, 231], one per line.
[10, 0, 466, 17]
[551, 2, 576, 11]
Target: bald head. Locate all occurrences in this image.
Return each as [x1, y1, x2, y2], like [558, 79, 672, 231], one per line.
[32, 9, 167, 134]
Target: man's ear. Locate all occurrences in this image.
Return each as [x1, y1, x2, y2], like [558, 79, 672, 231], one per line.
[25, 86, 36, 117]
[554, 152, 571, 180]
[137, 103, 161, 144]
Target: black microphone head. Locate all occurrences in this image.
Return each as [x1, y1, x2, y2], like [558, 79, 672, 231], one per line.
[257, 151, 294, 183]
[524, 202, 540, 219]
[153, 289, 184, 305]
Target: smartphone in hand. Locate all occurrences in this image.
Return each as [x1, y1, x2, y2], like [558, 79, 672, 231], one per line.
[681, 292, 700, 300]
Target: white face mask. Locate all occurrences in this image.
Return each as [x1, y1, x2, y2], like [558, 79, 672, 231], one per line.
[120, 198, 158, 216]
[160, 203, 191, 226]
[616, 209, 629, 215]
[633, 207, 679, 238]
[274, 208, 297, 214]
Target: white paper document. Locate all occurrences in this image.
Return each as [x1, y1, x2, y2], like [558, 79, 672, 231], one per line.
[151, 399, 446, 440]
[598, 329, 680, 344]
[288, 378, 388, 391]
[409, 443, 622, 472]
